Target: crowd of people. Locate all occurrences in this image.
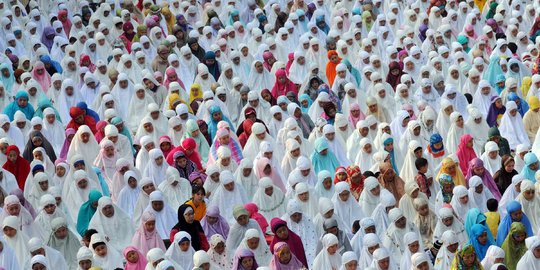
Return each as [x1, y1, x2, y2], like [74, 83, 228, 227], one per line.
[2, 0, 540, 269]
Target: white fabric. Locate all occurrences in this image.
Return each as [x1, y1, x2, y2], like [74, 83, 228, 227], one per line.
[88, 196, 135, 252]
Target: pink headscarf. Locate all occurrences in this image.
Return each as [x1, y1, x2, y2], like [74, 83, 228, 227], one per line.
[255, 157, 286, 192]
[244, 203, 269, 233]
[456, 134, 477, 173]
[465, 158, 502, 199]
[131, 211, 166, 255]
[348, 103, 366, 127]
[31, 61, 52, 92]
[271, 69, 298, 98]
[464, 25, 478, 39]
[163, 67, 186, 90]
[123, 246, 148, 270]
[59, 128, 76, 159]
[269, 242, 306, 270]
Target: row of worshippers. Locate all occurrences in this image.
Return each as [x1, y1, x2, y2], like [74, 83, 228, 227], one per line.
[2, 0, 540, 268]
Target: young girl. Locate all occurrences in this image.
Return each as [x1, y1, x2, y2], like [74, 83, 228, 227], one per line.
[269, 242, 307, 269]
[131, 211, 166, 255]
[207, 234, 233, 269]
[232, 248, 259, 270]
[123, 246, 148, 270]
[89, 233, 123, 269]
[165, 231, 196, 270]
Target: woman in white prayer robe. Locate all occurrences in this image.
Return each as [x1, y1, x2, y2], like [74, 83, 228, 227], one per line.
[25, 171, 50, 210]
[357, 232, 381, 268]
[451, 185, 477, 223]
[158, 167, 192, 211]
[243, 122, 277, 162]
[465, 108, 491, 156]
[42, 108, 65, 155]
[135, 135, 154, 172]
[516, 180, 540, 235]
[281, 138, 303, 177]
[25, 237, 68, 270]
[354, 138, 375, 172]
[282, 200, 319, 267]
[480, 141, 502, 176]
[434, 99, 454, 141]
[332, 182, 364, 234]
[67, 125, 99, 169]
[434, 230, 459, 270]
[445, 112, 466, 154]
[88, 233, 124, 269]
[127, 83, 156, 133]
[165, 231, 196, 270]
[143, 149, 169, 187]
[322, 124, 350, 167]
[516, 236, 540, 270]
[382, 208, 422, 264]
[238, 228, 272, 266]
[312, 233, 342, 270]
[209, 170, 249, 224]
[252, 177, 287, 224]
[499, 175, 524, 217]
[109, 73, 134, 120]
[400, 140, 426, 183]
[468, 176, 494, 213]
[371, 189, 396, 237]
[2, 216, 29, 268]
[388, 110, 410, 145]
[499, 101, 530, 150]
[144, 191, 177, 241]
[34, 194, 67, 237]
[116, 170, 140, 218]
[473, 80, 498, 117]
[87, 196, 135, 252]
[312, 197, 347, 238]
[358, 177, 382, 217]
[293, 182, 319, 219]
[234, 158, 258, 201]
[399, 181, 430, 222]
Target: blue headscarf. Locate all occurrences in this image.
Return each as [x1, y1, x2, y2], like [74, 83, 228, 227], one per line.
[383, 136, 399, 174]
[341, 59, 362, 88]
[3, 91, 35, 120]
[315, 15, 329, 34]
[298, 94, 312, 113]
[507, 92, 529, 116]
[295, 10, 308, 32]
[207, 105, 234, 141]
[483, 55, 504, 90]
[33, 98, 62, 123]
[76, 189, 102, 236]
[110, 116, 135, 154]
[496, 201, 533, 246]
[76, 102, 100, 122]
[228, 9, 240, 26]
[93, 167, 110, 197]
[521, 153, 538, 182]
[0, 63, 15, 95]
[429, 133, 444, 152]
[40, 55, 63, 74]
[494, 74, 506, 94]
[310, 137, 340, 174]
[468, 224, 494, 261]
[465, 208, 495, 244]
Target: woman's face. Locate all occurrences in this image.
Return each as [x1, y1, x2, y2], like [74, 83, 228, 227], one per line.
[505, 160, 515, 172]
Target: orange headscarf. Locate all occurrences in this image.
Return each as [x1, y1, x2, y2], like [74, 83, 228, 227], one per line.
[325, 50, 341, 87]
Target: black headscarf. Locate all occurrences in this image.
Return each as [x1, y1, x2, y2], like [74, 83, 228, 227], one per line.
[22, 130, 57, 162]
[187, 37, 206, 62]
[493, 155, 518, 194]
[172, 204, 205, 250]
